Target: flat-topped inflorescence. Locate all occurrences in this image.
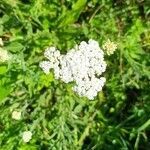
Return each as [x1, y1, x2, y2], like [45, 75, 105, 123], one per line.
[40, 39, 107, 100]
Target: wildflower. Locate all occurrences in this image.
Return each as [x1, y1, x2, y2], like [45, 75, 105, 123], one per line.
[12, 110, 21, 120]
[102, 39, 117, 55]
[0, 38, 3, 46]
[0, 48, 10, 62]
[40, 39, 107, 100]
[22, 131, 32, 143]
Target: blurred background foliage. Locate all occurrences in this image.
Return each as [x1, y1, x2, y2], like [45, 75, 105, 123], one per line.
[0, 0, 150, 149]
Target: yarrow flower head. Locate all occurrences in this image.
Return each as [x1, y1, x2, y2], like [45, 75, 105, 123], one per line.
[22, 131, 32, 143]
[12, 110, 21, 120]
[40, 39, 107, 100]
[0, 48, 11, 62]
[102, 39, 117, 55]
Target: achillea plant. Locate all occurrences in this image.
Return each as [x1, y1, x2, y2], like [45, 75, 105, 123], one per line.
[40, 39, 116, 100]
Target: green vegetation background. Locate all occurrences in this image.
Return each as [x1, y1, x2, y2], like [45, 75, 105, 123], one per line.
[0, 0, 149, 149]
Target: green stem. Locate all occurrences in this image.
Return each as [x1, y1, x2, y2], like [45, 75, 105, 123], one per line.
[78, 111, 97, 146]
[138, 119, 150, 132]
[134, 133, 140, 150]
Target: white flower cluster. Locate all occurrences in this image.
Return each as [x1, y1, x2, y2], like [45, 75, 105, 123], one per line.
[40, 39, 107, 100]
[12, 110, 21, 120]
[102, 39, 117, 55]
[22, 131, 32, 143]
[0, 38, 3, 46]
[0, 48, 10, 62]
